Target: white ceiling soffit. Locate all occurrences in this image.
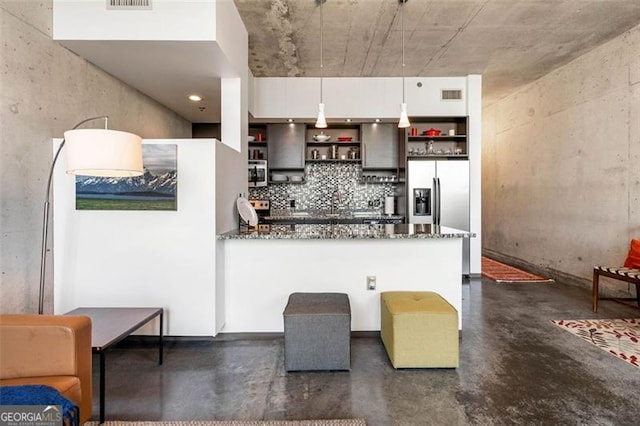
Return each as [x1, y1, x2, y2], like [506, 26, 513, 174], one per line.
[61, 40, 226, 123]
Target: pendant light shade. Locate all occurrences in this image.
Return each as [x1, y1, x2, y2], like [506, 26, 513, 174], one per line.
[398, 0, 411, 129]
[315, 0, 326, 128]
[398, 103, 410, 128]
[316, 103, 327, 128]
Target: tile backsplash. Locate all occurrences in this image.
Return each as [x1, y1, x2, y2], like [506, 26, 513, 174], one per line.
[249, 163, 397, 211]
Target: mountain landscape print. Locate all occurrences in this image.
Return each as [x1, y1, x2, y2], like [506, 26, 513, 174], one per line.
[76, 144, 177, 211]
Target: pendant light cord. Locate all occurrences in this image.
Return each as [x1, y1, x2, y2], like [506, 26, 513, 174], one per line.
[320, 0, 324, 103]
[401, 0, 405, 103]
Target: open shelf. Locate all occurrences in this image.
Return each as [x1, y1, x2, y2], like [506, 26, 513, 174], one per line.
[306, 159, 361, 163]
[405, 118, 468, 161]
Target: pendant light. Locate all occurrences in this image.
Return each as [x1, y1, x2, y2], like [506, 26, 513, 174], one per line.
[398, 0, 410, 128]
[315, 0, 327, 128]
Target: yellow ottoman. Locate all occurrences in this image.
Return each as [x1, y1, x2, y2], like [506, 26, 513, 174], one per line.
[380, 291, 459, 368]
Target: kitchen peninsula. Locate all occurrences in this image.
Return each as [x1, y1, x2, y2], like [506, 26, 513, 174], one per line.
[219, 224, 473, 332]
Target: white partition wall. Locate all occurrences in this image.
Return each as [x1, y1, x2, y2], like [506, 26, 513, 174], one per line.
[53, 139, 224, 336]
[223, 238, 464, 331]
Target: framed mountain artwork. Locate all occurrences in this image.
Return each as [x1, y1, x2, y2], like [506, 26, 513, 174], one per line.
[75, 144, 177, 211]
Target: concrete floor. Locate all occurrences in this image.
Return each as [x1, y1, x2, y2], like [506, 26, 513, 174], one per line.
[93, 278, 640, 425]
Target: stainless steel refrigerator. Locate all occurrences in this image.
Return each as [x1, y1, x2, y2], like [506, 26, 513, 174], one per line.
[407, 160, 470, 274]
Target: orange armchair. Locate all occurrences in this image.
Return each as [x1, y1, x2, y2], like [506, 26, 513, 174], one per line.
[0, 314, 92, 423]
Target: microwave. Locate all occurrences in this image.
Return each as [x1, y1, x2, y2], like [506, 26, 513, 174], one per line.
[248, 160, 268, 187]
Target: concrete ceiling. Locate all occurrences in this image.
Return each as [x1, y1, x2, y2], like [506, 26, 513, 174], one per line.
[234, 0, 640, 106]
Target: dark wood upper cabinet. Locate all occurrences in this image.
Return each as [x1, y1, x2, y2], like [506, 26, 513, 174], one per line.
[267, 123, 305, 169]
[361, 123, 398, 169]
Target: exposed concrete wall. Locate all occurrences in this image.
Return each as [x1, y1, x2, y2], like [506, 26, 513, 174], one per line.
[482, 23, 640, 292]
[0, 1, 191, 314]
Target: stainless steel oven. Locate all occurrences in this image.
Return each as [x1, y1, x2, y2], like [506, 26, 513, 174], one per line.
[248, 160, 267, 187]
[249, 199, 270, 231]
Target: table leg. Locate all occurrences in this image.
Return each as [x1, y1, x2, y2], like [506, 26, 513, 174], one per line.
[99, 351, 105, 424]
[159, 310, 164, 365]
[592, 269, 600, 312]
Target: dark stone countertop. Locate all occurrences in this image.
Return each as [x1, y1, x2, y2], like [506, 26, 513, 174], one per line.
[218, 223, 475, 240]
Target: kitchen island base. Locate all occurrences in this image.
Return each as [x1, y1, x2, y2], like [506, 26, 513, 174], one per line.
[220, 226, 467, 332]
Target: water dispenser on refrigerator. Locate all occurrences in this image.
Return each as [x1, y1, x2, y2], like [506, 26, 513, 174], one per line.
[413, 189, 431, 216]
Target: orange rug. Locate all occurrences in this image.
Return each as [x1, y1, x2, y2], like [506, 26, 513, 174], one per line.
[482, 256, 554, 282]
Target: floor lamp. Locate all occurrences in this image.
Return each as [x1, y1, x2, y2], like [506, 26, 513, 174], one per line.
[38, 116, 144, 314]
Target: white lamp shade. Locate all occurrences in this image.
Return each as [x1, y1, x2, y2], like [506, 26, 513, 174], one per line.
[64, 129, 144, 177]
[315, 103, 328, 128]
[398, 103, 411, 128]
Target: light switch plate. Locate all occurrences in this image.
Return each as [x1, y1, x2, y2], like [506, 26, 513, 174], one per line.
[367, 276, 376, 290]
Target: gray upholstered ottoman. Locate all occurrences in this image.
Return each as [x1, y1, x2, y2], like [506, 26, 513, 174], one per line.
[283, 292, 351, 371]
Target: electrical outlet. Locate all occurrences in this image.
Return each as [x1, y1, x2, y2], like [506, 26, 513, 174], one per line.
[367, 276, 376, 290]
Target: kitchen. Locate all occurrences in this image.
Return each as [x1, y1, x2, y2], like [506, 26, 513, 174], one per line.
[198, 71, 482, 335]
[215, 113, 476, 333]
[237, 116, 470, 263]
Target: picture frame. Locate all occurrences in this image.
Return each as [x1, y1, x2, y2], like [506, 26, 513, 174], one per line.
[75, 144, 177, 211]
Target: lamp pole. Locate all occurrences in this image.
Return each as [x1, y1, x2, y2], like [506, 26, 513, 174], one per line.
[38, 116, 109, 314]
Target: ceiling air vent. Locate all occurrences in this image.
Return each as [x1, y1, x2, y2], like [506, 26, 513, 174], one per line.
[107, 0, 152, 10]
[441, 89, 463, 101]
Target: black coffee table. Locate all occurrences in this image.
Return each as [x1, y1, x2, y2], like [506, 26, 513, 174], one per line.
[66, 307, 163, 424]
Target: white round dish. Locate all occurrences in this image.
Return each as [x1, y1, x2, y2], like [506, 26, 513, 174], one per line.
[313, 134, 331, 142]
[236, 197, 258, 226]
[247, 136, 256, 142]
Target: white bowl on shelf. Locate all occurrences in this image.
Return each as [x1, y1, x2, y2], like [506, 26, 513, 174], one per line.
[247, 136, 256, 142]
[313, 134, 331, 142]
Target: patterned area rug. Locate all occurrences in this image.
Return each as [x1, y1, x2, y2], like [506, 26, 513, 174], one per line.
[85, 421, 366, 426]
[552, 319, 640, 368]
[482, 256, 553, 282]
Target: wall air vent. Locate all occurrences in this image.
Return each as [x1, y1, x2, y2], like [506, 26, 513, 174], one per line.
[441, 89, 463, 101]
[107, 0, 152, 10]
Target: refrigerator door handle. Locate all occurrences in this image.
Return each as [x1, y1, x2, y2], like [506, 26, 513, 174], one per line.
[363, 143, 367, 167]
[433, 177, 438, 224]
[437, 177, 442, 225]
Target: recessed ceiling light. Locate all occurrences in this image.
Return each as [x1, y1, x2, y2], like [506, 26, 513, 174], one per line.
[375, 118, 381, 123]
[188, 94, 203, 102]
[345, 118, 352, 122]
[287, 118, 294, 122]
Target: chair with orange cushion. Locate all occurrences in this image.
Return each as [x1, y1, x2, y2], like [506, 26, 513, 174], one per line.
[592, 239, 640, 312]
[0, 315, 92, 423]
